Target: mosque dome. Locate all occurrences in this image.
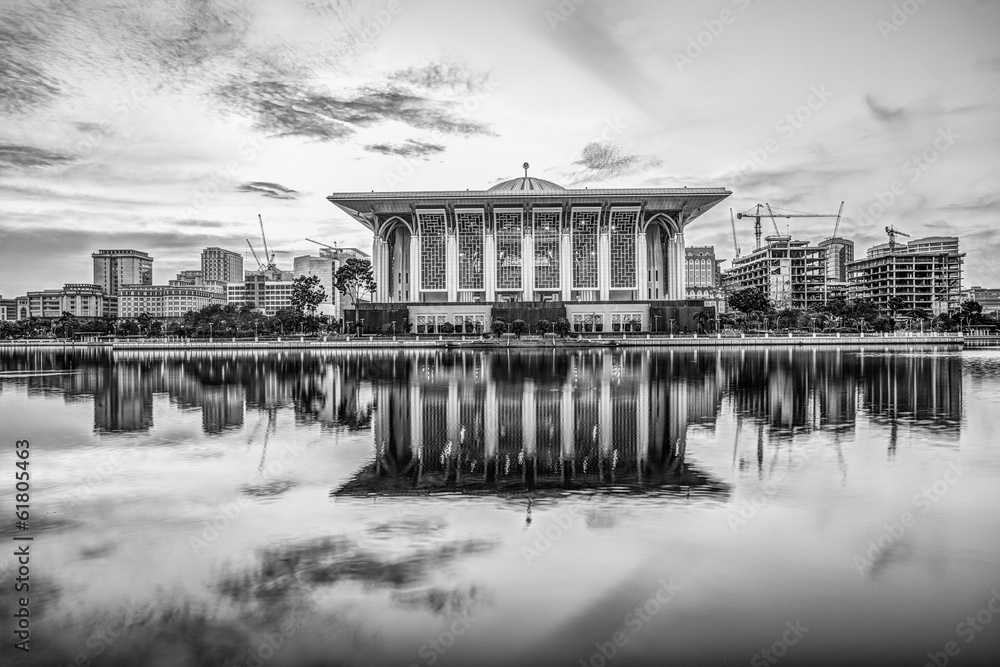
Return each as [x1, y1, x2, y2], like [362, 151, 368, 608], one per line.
[487, 177, 566, 192]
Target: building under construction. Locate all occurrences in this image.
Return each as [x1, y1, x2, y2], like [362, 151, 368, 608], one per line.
[847, 234, 964, 315]
[725, 235, 827, 310]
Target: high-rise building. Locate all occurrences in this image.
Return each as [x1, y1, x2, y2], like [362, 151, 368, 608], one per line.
[92, 249, 153, 295]
[201, 247, 243, 284]
[847, 236, 964, 315]
[817, 237, 854, 282]
[726, 236, 827, 310]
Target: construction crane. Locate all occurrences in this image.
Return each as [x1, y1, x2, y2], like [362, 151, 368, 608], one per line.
[258, 214, 276, 266]
[246, 239, 265, 271]
[827, 201, 846, 240]
[885, 225, 910, 253]
[306, 238, 339, 251]
[737, 201, 845, 250]
[729, 209, 741, 258]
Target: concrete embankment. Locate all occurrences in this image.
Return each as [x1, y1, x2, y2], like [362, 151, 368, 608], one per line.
[0, 333, 972, 350]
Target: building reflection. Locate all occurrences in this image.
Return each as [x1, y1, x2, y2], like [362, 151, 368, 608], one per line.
[0, 347, 963, 464]
[336, 349, 725, 497]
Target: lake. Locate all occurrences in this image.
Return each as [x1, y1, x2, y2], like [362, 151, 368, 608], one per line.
[2, 346, 999, 666]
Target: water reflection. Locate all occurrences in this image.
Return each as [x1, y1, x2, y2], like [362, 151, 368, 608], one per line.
[0, 346, 963, 484]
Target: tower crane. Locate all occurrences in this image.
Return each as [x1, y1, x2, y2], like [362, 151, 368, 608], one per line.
[258, 214, 276, 266]
[729, 209, 741, 258]
[737, 201, 845, 250]
[246, 239, 265, 272]
[885, 225, 910, 253]
[827, 201, 846, 240]
[306, 238, 339, 251]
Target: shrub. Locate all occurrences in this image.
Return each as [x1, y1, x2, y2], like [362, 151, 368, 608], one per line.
[553, 318, 571, 338]
[440, 321, 455, 334]
[535, 319, 551, 334]
[491, 319, 507, 336]
[510, 319, 528, 338]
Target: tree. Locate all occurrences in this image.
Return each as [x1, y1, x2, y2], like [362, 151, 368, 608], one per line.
[291, 274, 326, 315]
[553, 317, 572, 338]
[440, 321, 455, 334]
[959, 300, 984, 326]
[535, 319, 551, 334]
[510, 319, 528, 338]
[334, 259, 376, 309]
[729, 287, 771, 315]
[693, 310, 713, 333]
[887, 295, 905, 317]
[491, 319, 507, 336]
[137, 312, 153, 336]
[56, 311, 79, 339]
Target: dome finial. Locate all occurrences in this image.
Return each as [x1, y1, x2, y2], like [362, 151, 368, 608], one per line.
[523, 162, 529, 178]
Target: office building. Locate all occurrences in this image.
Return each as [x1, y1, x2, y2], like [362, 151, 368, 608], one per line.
[92, 249, 153, 295]
[201, 247, 244, 284]
[118, 285, 226, 319]
[726, 236, 827, 310]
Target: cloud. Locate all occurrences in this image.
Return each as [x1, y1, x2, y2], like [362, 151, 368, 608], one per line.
[865, 94, 906, 123]
[0, 144, 76, 171]
[216, 77, 494, 142]
[568, 142, 661, 183]
[363, 140, 446, 158]
[388, 60, 491, 92]
[235, 181, 300, 199]
[0, 19, 62, 116]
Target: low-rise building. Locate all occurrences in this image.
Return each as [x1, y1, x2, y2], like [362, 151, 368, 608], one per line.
[293, 246, 370, 320]
[22, 284, 108, 320]
[118, 285, 226, 320]
[964, 286, 1000, 316]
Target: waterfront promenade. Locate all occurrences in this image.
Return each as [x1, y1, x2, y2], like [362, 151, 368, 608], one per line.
[0, 332, 981, 350]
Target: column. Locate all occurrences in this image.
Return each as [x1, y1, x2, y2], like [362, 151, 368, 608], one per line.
[408, 235, 421, 302]
[522, 234, 534, 302]
[371, 238, 382, 301]
[675, 231, 686, 301]
[484, 233, 496, 301]
[561, 232, 573, 302]
[446, 232, 458, 302]
[635, 231, 649, 300]
[598, 232, 611, 300]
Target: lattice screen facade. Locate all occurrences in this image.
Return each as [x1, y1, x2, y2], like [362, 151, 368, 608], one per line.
[571, 208, 600, 289]
[456, 210, 484, 290]
[533, 210, 561, 290]
[495, 210, 523, 290]
[610, 209, 638, 289]
[418, 212, 447, 290]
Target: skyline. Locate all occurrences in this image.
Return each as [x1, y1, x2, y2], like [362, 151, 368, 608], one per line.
[2, 0, 1000, 299]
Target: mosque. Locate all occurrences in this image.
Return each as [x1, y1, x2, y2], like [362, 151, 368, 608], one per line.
[327, 166, 731, 332]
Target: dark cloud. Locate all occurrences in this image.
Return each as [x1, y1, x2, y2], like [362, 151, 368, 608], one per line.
[865, 94, 906, 123]
[363, 140, 446, 158]
[216, 78, 494, 142]
[0, 145, 76, 171]
[235, 181, 300, 199]
[569, 142, 661, 183]
[388, 61, 491, 92]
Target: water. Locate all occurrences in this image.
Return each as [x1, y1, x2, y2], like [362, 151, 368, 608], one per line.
[1, 346, 999, 666]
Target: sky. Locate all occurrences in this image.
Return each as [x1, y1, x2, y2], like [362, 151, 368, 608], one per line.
[1, 0, 999, 297]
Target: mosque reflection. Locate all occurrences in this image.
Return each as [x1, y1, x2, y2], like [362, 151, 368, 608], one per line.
[0, 347, 963, 490]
